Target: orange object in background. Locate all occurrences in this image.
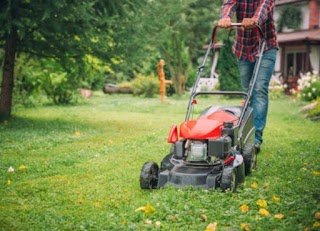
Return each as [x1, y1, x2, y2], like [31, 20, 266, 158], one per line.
[157, 59, 172, 103]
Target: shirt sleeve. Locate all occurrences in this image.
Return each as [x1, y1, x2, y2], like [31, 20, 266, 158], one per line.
[220, 0, 237, 19]
[253, 0, 275, 25]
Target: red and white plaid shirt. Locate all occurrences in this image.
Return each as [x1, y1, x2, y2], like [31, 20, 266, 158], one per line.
[220, 0, 278, 62]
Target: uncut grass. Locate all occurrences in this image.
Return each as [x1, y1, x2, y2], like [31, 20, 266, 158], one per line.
[0, 93, 319, 230]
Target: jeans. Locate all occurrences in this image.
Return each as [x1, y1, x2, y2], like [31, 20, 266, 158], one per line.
[238, 48, 277, 145]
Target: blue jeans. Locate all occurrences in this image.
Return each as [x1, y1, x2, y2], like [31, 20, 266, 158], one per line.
[238, 49, 277, 145]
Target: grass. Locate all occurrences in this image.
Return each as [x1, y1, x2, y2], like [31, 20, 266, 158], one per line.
[0, 92, 320, 230]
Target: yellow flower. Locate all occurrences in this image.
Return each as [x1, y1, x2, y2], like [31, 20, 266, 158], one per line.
[6, 179, 11, 185]
[263, 182, 270, 188]
[240, 204, 249, 213]
[313, 171, 320, 176]
[121, 220, 127, 225]
[75, 131, 81, 136]
[251, 182, 258, 188]
[19, 165, 26, 171]
[272, 196, 280, 203]
[259, 208, 270, 216]
[240, 223, 251, 231]
[256, 199, 268, 208]
[274, 213, 284, 219]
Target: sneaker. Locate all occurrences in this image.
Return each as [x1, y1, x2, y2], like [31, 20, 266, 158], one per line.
[254, 143, 261, 154]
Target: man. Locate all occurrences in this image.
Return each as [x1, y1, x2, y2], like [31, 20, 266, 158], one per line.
[218, 0, 278, 153]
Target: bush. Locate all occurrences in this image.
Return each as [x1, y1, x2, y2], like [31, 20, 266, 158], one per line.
[130, 74, 160, 98]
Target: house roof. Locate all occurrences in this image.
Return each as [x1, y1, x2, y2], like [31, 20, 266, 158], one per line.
[277, 29, 320, 43]
[275, 0, 306, 6]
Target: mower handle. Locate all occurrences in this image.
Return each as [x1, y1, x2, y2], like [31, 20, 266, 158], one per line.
[211, 23, 265, 46]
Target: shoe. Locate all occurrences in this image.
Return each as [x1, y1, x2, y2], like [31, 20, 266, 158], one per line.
[254, 143, 261, 154]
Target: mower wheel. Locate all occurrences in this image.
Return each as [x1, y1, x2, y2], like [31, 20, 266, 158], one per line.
[220, 167, 237, 192]
[243, 144, 257, 175]
[140, 162, 159, 189]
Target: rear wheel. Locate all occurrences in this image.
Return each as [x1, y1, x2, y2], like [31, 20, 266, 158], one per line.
[220, 167, 237, 192]
[140, 162, 159, 189]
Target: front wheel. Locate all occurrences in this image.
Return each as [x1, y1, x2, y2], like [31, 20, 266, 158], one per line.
[220, 167, 237, 193]
[140, 162, 159, 189]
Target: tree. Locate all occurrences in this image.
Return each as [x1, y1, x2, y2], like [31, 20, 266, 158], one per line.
[0, 0, 146, 121]
[217, 38, 241, 91]
[132, 0, 220, 95]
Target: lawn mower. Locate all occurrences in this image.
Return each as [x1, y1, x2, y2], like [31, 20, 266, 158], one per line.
[140, 23, 265, 192]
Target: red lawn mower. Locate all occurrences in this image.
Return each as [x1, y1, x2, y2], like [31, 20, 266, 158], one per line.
[140, 24, 265, 192]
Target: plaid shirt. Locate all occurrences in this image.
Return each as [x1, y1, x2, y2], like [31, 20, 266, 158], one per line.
[220, 0, 278, 62]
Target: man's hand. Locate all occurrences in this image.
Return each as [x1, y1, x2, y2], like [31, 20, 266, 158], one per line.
[241, 18, 258, 29]
[218, 18, 232, 28]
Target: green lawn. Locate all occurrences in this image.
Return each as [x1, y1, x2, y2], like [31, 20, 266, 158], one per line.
[0, 92, 319, 230]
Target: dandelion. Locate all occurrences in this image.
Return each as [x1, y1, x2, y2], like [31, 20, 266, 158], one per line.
[19, 165, 26, 171]
[251, 182, 258, 188]
[272, 196, 280, 203]
[121, 220, 127, 225]
[256, 199, 268, 208]
[258, 208, 269, 216]
[313, 171, 320, 176]
[6, 179, 11, 185]
[274, 213, 284, 219]
[240, 204, 249, 213]
[75, 131, 81, 136]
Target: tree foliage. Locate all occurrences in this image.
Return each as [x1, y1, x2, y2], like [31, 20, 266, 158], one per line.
[217, 38, 241, 91]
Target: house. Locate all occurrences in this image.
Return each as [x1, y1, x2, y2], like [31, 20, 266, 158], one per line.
[274, 0, 320, 92]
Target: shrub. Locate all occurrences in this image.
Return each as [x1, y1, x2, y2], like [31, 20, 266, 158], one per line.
[306, 98, 320, 120]
[130, 74, 160, 98]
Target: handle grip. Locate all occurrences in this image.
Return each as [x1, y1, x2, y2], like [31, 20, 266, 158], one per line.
[211, 23, 265, 46]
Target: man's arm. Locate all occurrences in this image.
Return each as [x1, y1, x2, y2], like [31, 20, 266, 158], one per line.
[218, 0, 237, 28]
[252, 0, 275, 25]
[220, 0, 237, 19]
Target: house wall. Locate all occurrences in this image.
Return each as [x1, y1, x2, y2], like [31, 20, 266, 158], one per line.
[274, 1, 309, 31]
[310, 46, 320, 73]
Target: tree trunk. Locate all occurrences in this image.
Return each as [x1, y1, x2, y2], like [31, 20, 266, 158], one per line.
[0, 30, 17, 121]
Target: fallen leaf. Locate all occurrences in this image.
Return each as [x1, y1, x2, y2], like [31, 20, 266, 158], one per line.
[272, 196, 280, 203]
[240, 223, 251, 231]
[259, 208, 269, 216]
[155, 221, 161, 228]
[240, 204, 249, 213]
[256, 199, 268, 208]
[205, 222, 217, 231]
[19, 165, 26, 171]
[274, 213, 284, 219]
[313, 221, 320, 228]
[201, 214, 208, 222]
[251, 182, 258, 188]
[144, 219, 152, 224]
